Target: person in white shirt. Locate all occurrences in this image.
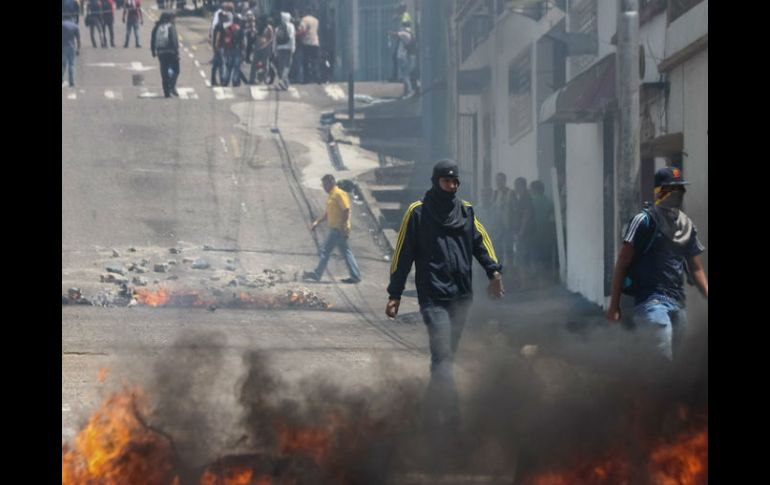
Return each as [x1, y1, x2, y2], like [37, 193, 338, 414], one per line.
[275, 11, 296, 90]
[297, 7, 320, 84]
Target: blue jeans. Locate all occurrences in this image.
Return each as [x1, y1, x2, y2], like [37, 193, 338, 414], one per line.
[62, 46, 76, 86]
[397, 56, 412, 96]
[211, 48, 224, 84]
[313, 228, 361, 280]
[277, 49, 293, 88]
[222, 50, 243, 86]
[124, 21, 140, 47]
[420, 300, 471, 431]
[633, 295, 687, 361]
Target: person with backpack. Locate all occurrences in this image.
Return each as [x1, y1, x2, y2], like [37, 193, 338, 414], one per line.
[388, 20, 415, 98]
[606, 166, 708, 362]
[274, 11, 295, 90]
[218, 12, 245, 86]
[122, 0, 143, 48]
[151, 12, 180, 98]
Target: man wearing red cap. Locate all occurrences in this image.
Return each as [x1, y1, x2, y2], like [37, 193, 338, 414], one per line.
[606, 166, 708, 361]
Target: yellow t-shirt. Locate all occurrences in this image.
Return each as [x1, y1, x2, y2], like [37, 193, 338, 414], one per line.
[326, 186, 352, 233]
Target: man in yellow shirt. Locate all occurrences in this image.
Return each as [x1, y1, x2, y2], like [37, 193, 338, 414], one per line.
[303, 174, 362, 283]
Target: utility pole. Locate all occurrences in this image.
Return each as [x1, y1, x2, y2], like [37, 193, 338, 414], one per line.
[616, 0, 640, 229]
[348, 0, 357, 129]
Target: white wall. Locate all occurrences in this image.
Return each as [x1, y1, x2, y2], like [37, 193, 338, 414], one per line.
[666, 50, 707, 261]
[667, 49, 708, 324]
[565, 123, 606, 306]
[665, 0, 708, 59]
[492, 16, 539, 186]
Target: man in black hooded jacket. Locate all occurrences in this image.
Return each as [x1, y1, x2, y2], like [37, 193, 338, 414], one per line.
[386, 159, 504, 431]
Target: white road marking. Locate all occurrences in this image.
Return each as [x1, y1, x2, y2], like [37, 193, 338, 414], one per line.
[139, 87, 161, 98]
[213, 87, 235, 100]
[191, 45, 198, 51]
[104, 90, 123, 100]
[177, 87, 198, 99]
[62, 404, 71, 412]
[287, 86, 300, 99]
[129, 61, 154, 72]
[324, 84, 346, 101]
[200, 70, 207, 78]
[219, 136, 228, 153]
[194, 59, 201, 67]
[250, 86, 269, 101]
[188, 52, 195, 59]
[67, 92, 77, 100]
[204, 80, 211, 87]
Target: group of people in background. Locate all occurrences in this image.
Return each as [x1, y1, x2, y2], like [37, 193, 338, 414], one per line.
[482, 173, 558, 290]
[209, 2, 328, 89]
[62, 0, 144, 87]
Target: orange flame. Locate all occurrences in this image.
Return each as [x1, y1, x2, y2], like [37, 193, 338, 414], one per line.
[61, 386, 177, 485]
[135, 288, 171, 307]
[199, 466, 255, 485]
[524, 425, 707, 485]
[98, 367, 110, 384]
[649, 429, 708, 485]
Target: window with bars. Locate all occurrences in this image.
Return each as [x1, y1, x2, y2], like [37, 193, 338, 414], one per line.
[568, 0, 597, 77]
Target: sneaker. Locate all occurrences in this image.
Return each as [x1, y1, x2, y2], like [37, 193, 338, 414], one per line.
[302, 271, 320, 282]
[340, 277, 361, 284]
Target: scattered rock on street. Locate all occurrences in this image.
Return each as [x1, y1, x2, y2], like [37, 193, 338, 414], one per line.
[192, 258, 210, 270]
[106, 264, 125, 275]
[169, 247, 182, 254]
[154, 263, 169, 273]
[132, 276, 148, 286]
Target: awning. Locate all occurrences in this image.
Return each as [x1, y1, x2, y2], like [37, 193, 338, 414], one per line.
[641, 132, 683, 159]
[539, 53, 616, 123]
[457, 66, 491, 95]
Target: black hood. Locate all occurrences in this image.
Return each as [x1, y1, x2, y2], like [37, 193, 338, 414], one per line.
[423, 160, 468, 230]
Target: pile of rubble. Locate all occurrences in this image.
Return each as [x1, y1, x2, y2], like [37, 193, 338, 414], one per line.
[63, 245, 330, 310]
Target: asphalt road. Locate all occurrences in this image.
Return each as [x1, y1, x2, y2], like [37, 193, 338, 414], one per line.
[62, 7, 435, 457]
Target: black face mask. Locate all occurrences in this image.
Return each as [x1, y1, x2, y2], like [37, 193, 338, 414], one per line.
[422, 177, 468, 230]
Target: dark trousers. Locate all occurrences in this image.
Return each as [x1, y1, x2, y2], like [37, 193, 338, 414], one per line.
[301, 44, 319, 83]
[420, 299, 471, 433]
[89, 20, 106, 47]
[211, 48, 224, 84]
[158, 53, 180, 96]
[103, 15, 115, 46]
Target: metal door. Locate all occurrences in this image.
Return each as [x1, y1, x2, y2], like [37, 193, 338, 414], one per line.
[358, 0, 399, 81]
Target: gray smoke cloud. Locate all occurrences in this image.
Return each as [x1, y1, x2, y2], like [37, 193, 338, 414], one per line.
[132, 303, 706, 484]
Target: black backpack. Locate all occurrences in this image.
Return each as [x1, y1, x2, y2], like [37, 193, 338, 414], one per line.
[276, 23, 290, 44]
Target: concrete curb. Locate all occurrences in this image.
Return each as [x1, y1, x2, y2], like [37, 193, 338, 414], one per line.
[355, 178, 396, 254]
